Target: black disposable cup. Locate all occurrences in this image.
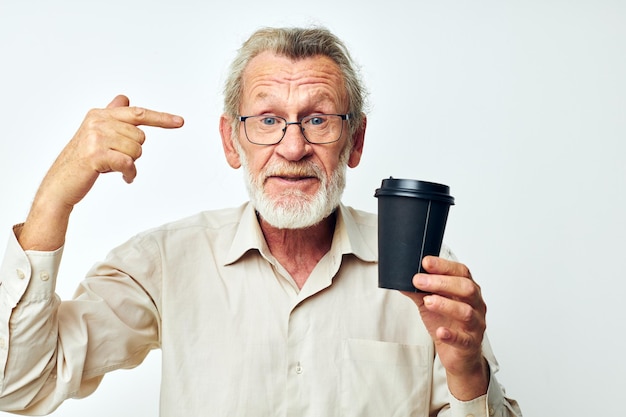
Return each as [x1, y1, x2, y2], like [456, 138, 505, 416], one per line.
[374, 178, 455, 292]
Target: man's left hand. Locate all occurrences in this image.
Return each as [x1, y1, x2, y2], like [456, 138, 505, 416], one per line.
[402, 256, 490, 400]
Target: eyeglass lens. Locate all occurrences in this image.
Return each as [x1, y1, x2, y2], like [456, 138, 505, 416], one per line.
[243, 115, 345, 145]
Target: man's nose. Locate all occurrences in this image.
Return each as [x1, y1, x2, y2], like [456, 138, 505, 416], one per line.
[276, 122, 311, 161]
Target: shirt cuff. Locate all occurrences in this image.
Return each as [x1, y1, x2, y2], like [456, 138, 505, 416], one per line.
[0, 225, 63, 306]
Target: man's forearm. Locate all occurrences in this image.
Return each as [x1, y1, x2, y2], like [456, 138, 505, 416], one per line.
[17, 188, 73, 251]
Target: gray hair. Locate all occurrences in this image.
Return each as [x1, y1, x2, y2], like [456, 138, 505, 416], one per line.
[223, 26, 368, 135]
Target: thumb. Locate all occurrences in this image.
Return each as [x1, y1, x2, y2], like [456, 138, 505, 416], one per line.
[106, 94, 130, 109]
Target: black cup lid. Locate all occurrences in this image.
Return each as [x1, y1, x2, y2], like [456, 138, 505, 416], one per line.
[374, 177, 455, 205]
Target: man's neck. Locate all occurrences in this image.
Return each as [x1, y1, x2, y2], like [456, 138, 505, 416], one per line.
[259, 211, 337, 289]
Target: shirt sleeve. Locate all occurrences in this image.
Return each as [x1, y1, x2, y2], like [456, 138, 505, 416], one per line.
[0, 225, 64, 411]
[0, 226, 161, 414]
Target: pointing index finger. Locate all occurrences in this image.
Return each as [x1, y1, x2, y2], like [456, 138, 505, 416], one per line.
[111, 105, 184, 129]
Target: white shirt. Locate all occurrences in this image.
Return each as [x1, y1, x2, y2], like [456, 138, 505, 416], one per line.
[0, 202, 521, 416]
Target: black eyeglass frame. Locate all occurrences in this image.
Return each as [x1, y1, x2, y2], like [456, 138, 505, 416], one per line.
[238, 113, 351, 145]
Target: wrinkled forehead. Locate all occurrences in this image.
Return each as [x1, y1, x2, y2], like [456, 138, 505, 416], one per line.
[240, 52, 348, 109]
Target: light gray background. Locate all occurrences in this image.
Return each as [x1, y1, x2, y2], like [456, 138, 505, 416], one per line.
[1, 1, 624, 416]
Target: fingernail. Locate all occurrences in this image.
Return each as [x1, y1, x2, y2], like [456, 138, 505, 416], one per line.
[440, 328, 451, 340]
[424, 256, 437, 269]
[416, 274, 428, 286]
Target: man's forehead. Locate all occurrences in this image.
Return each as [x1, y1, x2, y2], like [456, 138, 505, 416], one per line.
[240, 52, 347, 107]
[242, 51, 343, 84]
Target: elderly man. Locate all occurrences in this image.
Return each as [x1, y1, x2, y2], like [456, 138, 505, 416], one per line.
[0, 27, 521, 416]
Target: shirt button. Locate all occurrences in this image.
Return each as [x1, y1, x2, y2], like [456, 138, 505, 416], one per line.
[295, 362, 303, 374]
[466, 414, 474, 417]
[0, 338, 5, 349]
[40, 271, 50, 281]
[489, 406, 495, 416]
[16, 269, 25, 279]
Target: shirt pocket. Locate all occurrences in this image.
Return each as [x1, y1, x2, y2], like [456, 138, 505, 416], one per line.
[340, 338, 433, 417]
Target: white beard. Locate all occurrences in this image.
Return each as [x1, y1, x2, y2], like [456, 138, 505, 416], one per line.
[234, 138, 351, 229]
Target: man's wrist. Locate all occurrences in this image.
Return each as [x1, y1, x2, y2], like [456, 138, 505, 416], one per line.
[446, 358, 490, 401]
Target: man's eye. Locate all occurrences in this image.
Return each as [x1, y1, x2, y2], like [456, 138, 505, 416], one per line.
[260, 117, 277, 126]
[308, 116, 325, 126]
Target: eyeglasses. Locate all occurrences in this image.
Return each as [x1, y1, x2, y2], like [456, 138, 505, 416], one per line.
[238, 114, 350, 145]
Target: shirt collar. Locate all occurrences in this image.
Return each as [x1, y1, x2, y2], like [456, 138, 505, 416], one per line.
[331, 204, 377, 263]
[223, 202, 377, 266]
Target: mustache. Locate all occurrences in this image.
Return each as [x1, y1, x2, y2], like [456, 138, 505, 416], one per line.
[261, 161, 324, 180]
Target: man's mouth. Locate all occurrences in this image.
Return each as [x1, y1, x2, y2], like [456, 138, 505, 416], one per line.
[273, 174, 316, 181]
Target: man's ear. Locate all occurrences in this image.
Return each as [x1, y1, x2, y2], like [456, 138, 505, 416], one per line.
[348, 116, 366, 168]
[220, 114, 241, 169]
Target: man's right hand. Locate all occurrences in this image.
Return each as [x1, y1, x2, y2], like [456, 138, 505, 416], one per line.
[17, 95, 184, 251]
